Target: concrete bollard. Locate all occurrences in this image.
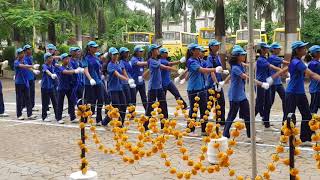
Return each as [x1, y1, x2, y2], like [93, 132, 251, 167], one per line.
[69, 170, 98, 180]
[207, 136, 228, 164]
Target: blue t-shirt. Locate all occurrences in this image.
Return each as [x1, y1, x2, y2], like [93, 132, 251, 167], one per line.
[206, 54, 222, 88]
[308, 59, 320, 93]
[41, 64, 56, 90]
[82, 54, 102, 85]
[120, 59, 133, 85]
[107, 61, 123, 92]
[268, 54, 283, 85]
[187, 58, 206, 91]
[256, 56, 270, 82]
[160, 58, 171, 87]
[14, 59, 29, 87]
[70, 58, 84, 87]
[23, 55, 34, 81]
[286, 58, 307, 94]
[130, 56, 145, 85]
[228, 64, 246, 102]
[148, 58, 162, 90]
[57, 65, 73, 90]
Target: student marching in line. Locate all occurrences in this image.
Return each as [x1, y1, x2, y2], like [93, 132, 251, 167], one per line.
[14, 48, 39, 120]
[56, 53, 84, 124]
[130, 46, 148, 110]
[305, 45, 320, 113]
[83, 41, 104, 125]
[159, 48, 187, 109]
[144, 44, 176, 130]
[223, 46, 270, 142]
[23, 44, 39, 111]
[255, 42, 282, 131]
[186, 43, 223, 136]
[0, 60, 9, 117]
[107, 47, 130, 124]
[41, 52, 58, 122]
[69, 47, 84, 104]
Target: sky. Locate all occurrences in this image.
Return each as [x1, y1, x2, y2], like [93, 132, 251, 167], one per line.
[126, 0, 150, 13]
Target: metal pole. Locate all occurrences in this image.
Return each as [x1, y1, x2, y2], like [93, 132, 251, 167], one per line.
[32, 0, 36, 48]
[247, 0, 257, 178]
[287, 113, 296, 180]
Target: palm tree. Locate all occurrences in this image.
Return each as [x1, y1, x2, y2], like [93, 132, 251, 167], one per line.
[167, 0, 188, 32]
[284, 0, 298, 60]
[154, 0, 162, 40]
[255, 0, 283, 22]
[135, 0, 155, 17]
[215, 0, 226, 68]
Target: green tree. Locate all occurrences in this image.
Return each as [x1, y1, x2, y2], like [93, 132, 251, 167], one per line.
[302, 7, 320, 45]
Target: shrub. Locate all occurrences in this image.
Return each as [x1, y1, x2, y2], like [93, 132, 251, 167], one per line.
[2, 46, 16, 70]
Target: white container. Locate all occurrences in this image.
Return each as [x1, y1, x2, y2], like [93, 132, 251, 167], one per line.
[207, 136, 228, 164]
[70, 170, 98, 180]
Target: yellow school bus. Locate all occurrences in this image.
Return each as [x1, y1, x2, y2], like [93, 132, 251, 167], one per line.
[236, 29, 263, 45]
[198, 27, 215, 54]
[261, 34, 268, 42]
[226, 34, 236, 53]
[272, 28, 301, 56]
[122, 32, 155, 45]
[162, 31, 198, 57]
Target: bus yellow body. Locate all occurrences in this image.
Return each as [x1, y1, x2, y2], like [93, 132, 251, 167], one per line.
[226, 34, 236, 53]
[198, 27, 215, 55]
[236, 29, 263, 45]
[272, 28, 301, 56]
[123, 32, 155, 45]
[162, 31, 198, 57]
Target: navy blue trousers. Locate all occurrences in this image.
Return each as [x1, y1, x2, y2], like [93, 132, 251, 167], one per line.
[0, 80, 4, 114]
[15, 84, 32, 117]
[41, 88, 58, 120]
[284, 93, 314, 142]
[310, 92, 320, 114]
[85, 84, 104, 123]
[223, 99, 251, 138]
[255, 86, 272, 127]
[123, 84, 136, 105]
[135, 83, 147, 110]
[29, 80, 35, 108]
[145, 88, 168, 130]
[270, 84, 285, 118]
[163, 82, 188, 109]
[187, 89, 207, 133]
[57, 89, 75, 121]
[110, 90, 127, 123]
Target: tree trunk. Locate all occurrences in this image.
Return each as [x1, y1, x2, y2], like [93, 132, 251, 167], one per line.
[154, 0, 162, 40]
[40, 0, 46, 46]
[215, 0, 226, 68]
[204, 11, 208, 27]
[190, 9, 196, 33]
[284, 0, 298, 60]
[264, 4, 272, 22]
[75, 4, 82, 47]
[13, 27, 21, 47]
[98, 7, 106, 39]
[48, 21, 56, 44]
[183, 2, 187, 32]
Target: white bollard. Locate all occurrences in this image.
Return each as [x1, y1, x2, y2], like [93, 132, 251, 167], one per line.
[207, 136, 228, 164]
[69, 170, 98, 180]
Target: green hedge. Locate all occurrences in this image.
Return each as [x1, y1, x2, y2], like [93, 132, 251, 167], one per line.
[2, 46, 16, 70]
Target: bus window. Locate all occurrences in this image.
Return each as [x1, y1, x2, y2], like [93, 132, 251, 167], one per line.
[128, 34, 149, 42]
[201, 31, 215, 39]
[162, 32, 180, 41]
[275, 32, 285, 42]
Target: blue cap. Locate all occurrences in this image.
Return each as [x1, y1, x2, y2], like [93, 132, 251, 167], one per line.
[95, 52, 102, 57]
[208, 40, 221, 47]
[87, 41, 99, 48]
[44, 52, 52, 60]
[200, 46, 207, 52]
[47, 44, 56, 50]
[309, 45, 320, 54]
[159, 48, 168, 54]
[108, 47, 119, 55]
[23, 44, 32, 51]
[60, 53, 70, 60]
[16, 48, 23, 54]
[188, 43, 202, 50]
[291, 41, 309, 50]
[270, 42, 282, 50]
[119, 47, 130, 54]
[232, 46, 247, 56]
[134, 45, 144, 52]
[69, 47, 80, 52]
[257, 42, 270, 49]
[148, 44, 162, 53]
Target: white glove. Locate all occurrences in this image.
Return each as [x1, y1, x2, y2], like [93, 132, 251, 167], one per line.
[74, 67, 82, 74]
[180, 57, 186, 63]
[101, 75, 105, 80]
[266, 77, 273, 85]
[138, 76, 143, 83]
[51, 74, 57, 79]
[178, 68, 184, 75]
[103, 52, 108, 58]
[215, 83, 222, 92]
[128, 79, 135, 85]
[215, 66, 223, 73]
[218, 81, 225, 88]
[222, 70, 229, 75]
[33, 64, 40, 70]
[129, 83, 136, 88]
[286, 78, 290, 84]
[13, 75, 15, 80]
[287, 73, 290, 78]
[174, 77, 180, 84]
[179, 79, 186, 85]
[33, 70, 40, 75]
[1, 60, 8, 70]
[90, 79, 96, 86]
[38, 80, 42, 84]
[79, 68, 84, 73]
[261, 82, 270, 90]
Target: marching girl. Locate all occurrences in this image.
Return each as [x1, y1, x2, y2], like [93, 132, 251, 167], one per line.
[14, 48, 39, 120]
[83, 41, 104, 126]
[159, 48, 188, 109]
[305, 45, 320, 113]
[56, 53, 84, 124]
[107, 47, 129, 124]
[223, 46, 270, 141]
[69, 47, 84, 104]
[267, 43, 289, 119]
[130, 46, 148, 110]
[0, 60, 9, 117]
[255, 42, 282, 130]
[186, 43, 223, 136]
[41, 53, 58, 122]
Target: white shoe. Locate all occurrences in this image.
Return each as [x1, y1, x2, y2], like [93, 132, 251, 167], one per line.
[49, 105, 53, 108]
[95, 122, 102, 126]
[58, 120, 65, 124]
[188, 131, 199, 137]
[27, 115, 37, 120]
[92, 114, 97, 118]
[32, 107, 39, 111]
[300, 141, 313, 147]
[22, 108, 27, 112]
[71, 119, 79, 123]
[43, 118, 52, 122]
[0, 113, 9, 117]
[245, 137, 263, 143]
[62, 114, 67, 118]
[47, 111, 51, 115]
[18, 116, 24, 120]
[264, 126, 279, 132]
